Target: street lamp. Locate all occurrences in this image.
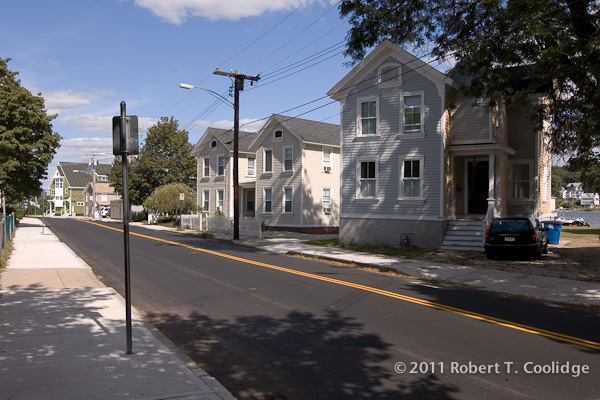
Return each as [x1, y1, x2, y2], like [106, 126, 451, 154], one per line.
[179, 83, 234, 108]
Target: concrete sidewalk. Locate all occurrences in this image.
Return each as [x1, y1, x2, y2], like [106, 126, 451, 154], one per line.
[0, 217, 235, 400]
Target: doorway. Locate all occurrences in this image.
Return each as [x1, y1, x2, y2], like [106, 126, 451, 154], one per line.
[467, 160, 489, 214]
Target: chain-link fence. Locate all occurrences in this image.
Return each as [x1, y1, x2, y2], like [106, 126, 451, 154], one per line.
[1, 213, 16, 254]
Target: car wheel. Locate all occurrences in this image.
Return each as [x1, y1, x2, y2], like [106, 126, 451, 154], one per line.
[486, 251, 495, 259]
[534, 248, 542, 260]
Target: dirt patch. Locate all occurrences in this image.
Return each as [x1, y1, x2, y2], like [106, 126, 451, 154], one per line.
[420, 236, 600, 283]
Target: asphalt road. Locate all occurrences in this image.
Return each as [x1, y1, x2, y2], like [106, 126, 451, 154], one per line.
[45, 218, 600, 400]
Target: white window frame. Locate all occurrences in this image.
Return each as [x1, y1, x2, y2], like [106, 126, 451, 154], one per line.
[356, 158, 379, 200]
[217, 189, 224, 211]
[322, 188, 332, 214]
[203, 157, 210, 177]
[263, 187, 273, 213]
[55, 179, 63, 189]
[400, 92, 425, 134]
[377, 63, 402, 86]
[283, 146, 293, 172]
[399, 155, 424, 200]
[357, 97, 379, 136]
[263, 148, 273, 173]
[202, 190, 210, 211]
[247, 157, 256, 177]
[510, 160, 533, 201]
[273, 129, 284, 142]
[283, 187, 293, 214]
[322, 148, 332, 173]
[217, 154, 225, 176]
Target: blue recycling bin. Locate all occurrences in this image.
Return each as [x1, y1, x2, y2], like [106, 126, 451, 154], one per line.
[542, 221, 563, 245]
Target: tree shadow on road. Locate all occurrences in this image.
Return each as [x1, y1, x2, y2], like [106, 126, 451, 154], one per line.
[147, 309, 459, 400]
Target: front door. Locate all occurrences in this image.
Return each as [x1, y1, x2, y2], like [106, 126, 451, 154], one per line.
[468, 160, 489, 214]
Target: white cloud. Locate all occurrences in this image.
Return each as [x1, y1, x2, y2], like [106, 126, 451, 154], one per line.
[63, 115, 158, 135]
[54, 137, 115, 162]
[134, 0, 316, 24]
[43, 90, 97, 113]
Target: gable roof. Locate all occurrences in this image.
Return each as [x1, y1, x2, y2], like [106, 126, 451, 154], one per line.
[191, 127, 257, 157]
[84, 182, 117, 194]
[56, 162, 112, 188]
[249, 114, 340, 150]
[328, 39, 457, 101]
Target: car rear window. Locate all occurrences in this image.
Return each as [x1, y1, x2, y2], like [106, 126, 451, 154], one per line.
[489, 220, 530, 234]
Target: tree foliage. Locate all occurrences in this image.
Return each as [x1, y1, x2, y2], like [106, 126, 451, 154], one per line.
[143, 183, 196, 216]
[340, 0, 600, 159]
[109, 117, 196, 205]
[0, 58, 61, 203]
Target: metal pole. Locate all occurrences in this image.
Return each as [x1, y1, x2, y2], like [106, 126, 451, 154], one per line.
[92, 158, 97, 219]
[120, 101, 133, 354]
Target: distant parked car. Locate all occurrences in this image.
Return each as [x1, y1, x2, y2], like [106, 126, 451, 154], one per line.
[100, 207, 110, 218]
[485, 218, 549, 260]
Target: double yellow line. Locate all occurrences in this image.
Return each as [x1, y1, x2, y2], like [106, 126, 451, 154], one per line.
[84, 220, 600, 351]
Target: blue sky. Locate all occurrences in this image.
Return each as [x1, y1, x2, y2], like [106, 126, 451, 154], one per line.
[2, 0, 361, 178]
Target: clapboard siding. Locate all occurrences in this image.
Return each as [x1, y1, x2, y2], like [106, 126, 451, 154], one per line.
[451, 96, 491, 144]
[339, 59, 443, 219]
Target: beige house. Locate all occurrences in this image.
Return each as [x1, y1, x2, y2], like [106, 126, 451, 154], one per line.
[248, 114, 340, 233]
[192, 115, 341, 233]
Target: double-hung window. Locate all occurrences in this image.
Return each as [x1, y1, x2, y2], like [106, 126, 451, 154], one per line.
[400, 156, 423, 199]
[359, 98, 378, 136]
[512, 163, 531, 199]
[203, 157, 210, 177]
[217, 189, 224, 211]
[402, 93, 423, 133]
[283, 187, 293, 213]
[217, 155, 225, 176]
[322, 188, 332, 214]
[202, 190, 209, 211]
[264, 149, 273, 173]
[247, 157, 255, 177]
[283, 147, 293, 171]
[264, 188, 272, 213]
[322, 148, 332, 172]
[358, 160, 377, 198]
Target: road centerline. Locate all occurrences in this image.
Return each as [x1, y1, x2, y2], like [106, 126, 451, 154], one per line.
[82, 220, 600, 351]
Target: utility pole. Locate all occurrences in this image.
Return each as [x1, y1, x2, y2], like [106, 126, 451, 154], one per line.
[213, 69, 260, 240]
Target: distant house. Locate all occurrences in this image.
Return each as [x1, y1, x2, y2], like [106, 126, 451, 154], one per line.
[191, 127, 257, 216]
[192, 115, 341, 232]
[327, 40, 552, 250]
[47, 162, 112, 216]
[564, 182, 584, 201]
[83, 182, 119, 217]
[248, 114, 340, 232]
[580, 193, 599, 207]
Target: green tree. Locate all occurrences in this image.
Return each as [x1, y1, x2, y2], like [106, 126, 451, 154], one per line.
[0, 58, 61, 203]
[143, 183, 196, 216]
[340, 0, 599, 159]
[110, 117, 196, 205]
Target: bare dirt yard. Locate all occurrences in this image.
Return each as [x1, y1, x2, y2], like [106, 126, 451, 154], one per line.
[421, 234, 600, 283]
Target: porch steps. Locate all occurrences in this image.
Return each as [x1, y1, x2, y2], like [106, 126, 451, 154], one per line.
[441, 220, 485, 252]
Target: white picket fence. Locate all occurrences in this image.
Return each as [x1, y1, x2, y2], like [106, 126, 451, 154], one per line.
[180, 214, 261, 238]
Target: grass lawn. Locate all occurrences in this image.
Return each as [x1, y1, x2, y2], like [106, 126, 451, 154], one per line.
[304, 238, 430, 258]
[559, 226, 600, 239]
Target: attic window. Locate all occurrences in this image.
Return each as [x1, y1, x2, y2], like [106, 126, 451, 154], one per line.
[378, 63, 401, 85]
[273, 130, 283, 141]
[211, 140, 217, 148]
